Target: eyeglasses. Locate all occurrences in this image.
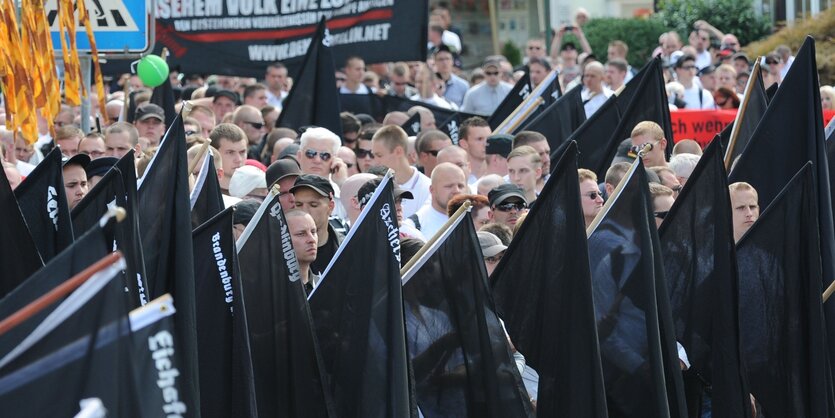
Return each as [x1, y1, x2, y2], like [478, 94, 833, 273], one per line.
[495, 202, 526, 212]
[245, 121, 265, 130]
[485, 254, 504, 264]
[583, 191, 601, 200]
[654, 211, 669, 219]
[765, 60, 778, 65]
[527, 46, 542, 50]
[682, 65, 696, 70]
[630, 142, 657, 155]
[304, 149, 332, 161]
[485, 71, 500, 76]
[355, 148, 373, 158]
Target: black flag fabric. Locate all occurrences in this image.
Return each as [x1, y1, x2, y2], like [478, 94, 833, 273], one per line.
[490, 141, 607, 418]
[718, 69, 768, 166]
[236, 190, 334, 418]
[193, 207, 257, 418]
[0, 216, 110, 357]
[587, 160, 687, 418]
[276, 18, 342, 135]
[488, 73, 532, 130]
[520, 85, 586, 159]
[72, 152, 150, 308]
[401, 206, 533, 418]
[0, 158, 43, 299]
[728, 37, 835, 376]
[736, 163, 835, 418]
[658, 139, 752, 418]
[379, 95, 480, 129]
[401, 112, 422, 137]
[438, 112, 465, 145]
[14, 148, 74, 263]
[150, 70, 178, 128]
[136, 112, 200, 416]
[309, 173, 414, 418]
[191, 153, 225, 229]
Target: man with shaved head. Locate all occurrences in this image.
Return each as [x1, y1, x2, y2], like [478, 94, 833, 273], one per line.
[232, 105, 266, 147]
[436, 145, 471, 180]
[581, 61, 612, 118]
[405, 162, 466, 237]
[415, 129, 452, 176]
[340, 173, 376, 225]
[383, 111, 410, 126]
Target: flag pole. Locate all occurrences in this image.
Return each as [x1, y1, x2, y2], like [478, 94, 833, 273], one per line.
[187, 141, 210, 174]
[586, 144, 650, 237]
[823, 280, 835, 303]
[400, 200, 472, 276]
[0, 251, 123, 337]
[504, 97, 544, 134]
[724, 58, 762, 170]
[493, 70, 557, 134]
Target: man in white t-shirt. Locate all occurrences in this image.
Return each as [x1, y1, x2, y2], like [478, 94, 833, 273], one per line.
[339, 56, 371, 95]
[688, 29, 713, 70]
[371, 125, 431, 218]
[405, 163, 466, 238]
[674, 54, 715, 110]
[581, 61, 614, 118]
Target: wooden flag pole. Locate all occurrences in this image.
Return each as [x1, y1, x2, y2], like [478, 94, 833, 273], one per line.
[823, 280, 835, 303]
[724, 58, 762, 170]
[586, 144, 650, 237]
[187, 141, 210, 174]
[504, 97, 544, 134]
[493, 70, 557, 134]
[400, 201, 472, 276]
[0, 251, 123, 337]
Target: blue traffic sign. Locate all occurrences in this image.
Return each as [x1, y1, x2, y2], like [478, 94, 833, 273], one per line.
[47, 0, 152, 54]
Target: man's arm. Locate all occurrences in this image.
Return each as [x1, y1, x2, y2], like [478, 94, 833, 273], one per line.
[693, 20, 724, 40]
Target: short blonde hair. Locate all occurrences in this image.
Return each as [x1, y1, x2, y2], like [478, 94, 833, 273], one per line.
[729, 181, 758, 199]
[578, 168, 598, 183]
[716, 64, 736, 77]
[631, 121, 664, 142]
[649, 183, 674, 199]
[507, 145, 541, 168]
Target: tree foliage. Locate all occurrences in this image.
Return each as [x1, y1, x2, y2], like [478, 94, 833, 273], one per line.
[656, 0, 772, 46]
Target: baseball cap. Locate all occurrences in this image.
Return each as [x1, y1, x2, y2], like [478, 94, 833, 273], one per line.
[212, 89, 239, 105]
[697, 65, 716, 77]
[483, 58, 501, 70]
[266, 158, 301, 188]
[485, 134, 513, 158]
[357, 178, 414, 207]
[62, 153, 91, 169]
[85, 156, 118, 178]
[229, 165, 267, 198]
[478, 231, 508, 257]
[488, 184, 527, 207]
[432, 44, 453, 56]
[290, 174, 334, 198]
[233, 200, 260, 226]
[135, 103, 164, 122]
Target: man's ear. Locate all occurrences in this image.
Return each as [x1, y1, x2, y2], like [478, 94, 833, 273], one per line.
[660, 138, 668, 152]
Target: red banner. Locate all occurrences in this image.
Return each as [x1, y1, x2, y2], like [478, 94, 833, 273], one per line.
[670, 109, 835, 147]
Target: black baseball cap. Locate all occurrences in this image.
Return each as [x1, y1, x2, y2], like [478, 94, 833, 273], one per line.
[697, 65, 716, 76]
[212, 89, 239, 105]
[432, 44, 453, 56]
[62, 153, 91, 169]
[290, 174, 334, 198]
[265, 159, 301, 188]
[488, 184, 527, 207]
[485, 134, 513, 158]
[85, 156, 118, 178]
[357, 178, 414, 207]
[233, 200, 260, 226]
[135, 103, 164, 122]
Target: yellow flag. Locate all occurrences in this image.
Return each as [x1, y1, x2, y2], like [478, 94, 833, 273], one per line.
[77, 0, 108, 125]
[0, 0, 38, 143]
[57, 0, 81, 106]
[34, 0, 62, 133]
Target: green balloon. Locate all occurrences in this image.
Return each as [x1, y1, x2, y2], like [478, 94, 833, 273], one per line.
[137, 55, 169, 88]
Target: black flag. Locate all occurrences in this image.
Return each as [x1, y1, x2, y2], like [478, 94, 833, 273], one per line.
[0, 156, 43, 298]
[401, 112, 422, 137]
[402, 205, 533, 418]
[150, 69, 178, 128]
[136, 113, 200, 416]
[587, 160, 687, 418]
[191, 153, 225, 229]
[193, 208, 257, 417]
[14, 148, 74, 262]
[488, 73, 532, 130]
[490, 141, 607, 417]
[72, 152, 149, 308]
[736, 163, 835, 417]
[236, 191, 334, 418]
[276, 18, 342, 135]
[728, 37, 835, 376]
[0, 216, 110, 356]
[658, 139, 752, 418]
[718, 69, 768, 165]
[309, 174, 414, 417]
[520, 85, 586, 158]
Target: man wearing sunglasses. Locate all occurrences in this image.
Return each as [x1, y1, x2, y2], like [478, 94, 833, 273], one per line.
[461, 59, 513, 116]
[415, 129, 452, 176]
[579, 169, 604, 228]
[674, 54, 715, 109]
[297, 127, 350, 222]
[649, 183, 675, 229]
[487, 184, 528, 229]
[231, 105, 266, 148]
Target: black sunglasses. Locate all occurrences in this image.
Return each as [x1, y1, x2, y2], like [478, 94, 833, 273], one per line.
[423, 149, 441, 157]
[245, 121, 265, 130]
[355, 148, 373, 158]
[304, 149, 332, 161]
[584, 191, 601, 200]
[654, 211, 669, 219]
[495, 202, 526, 212]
